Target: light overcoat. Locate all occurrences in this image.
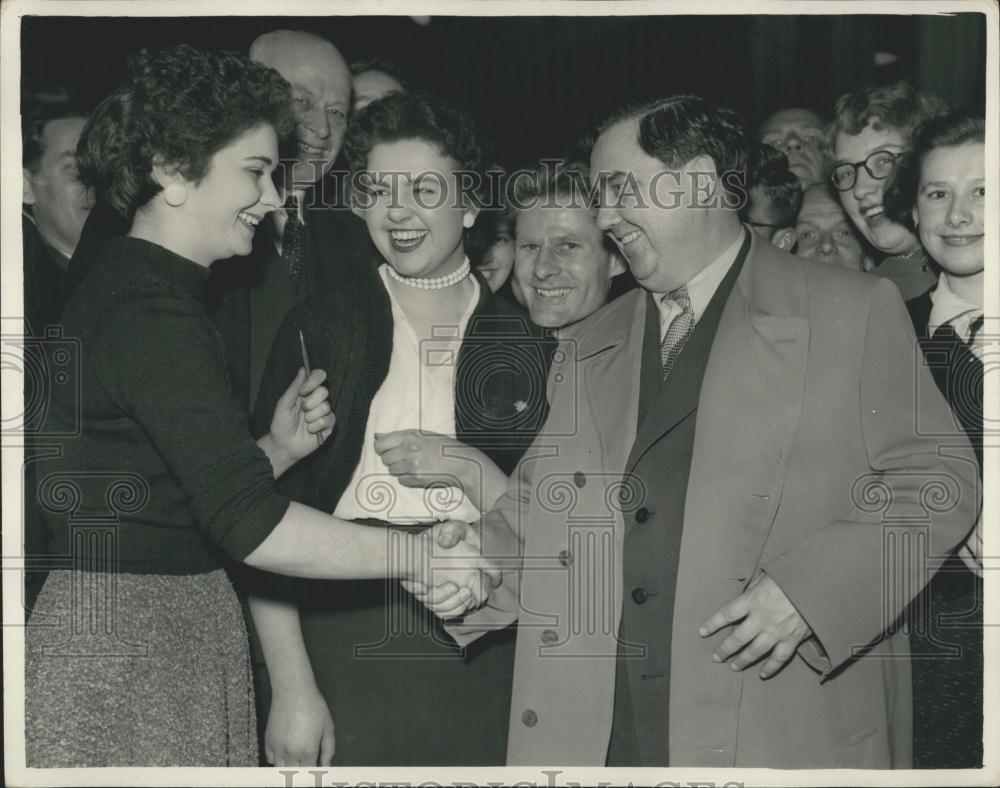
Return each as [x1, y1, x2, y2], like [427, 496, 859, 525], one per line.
[451, 235, 979, 768]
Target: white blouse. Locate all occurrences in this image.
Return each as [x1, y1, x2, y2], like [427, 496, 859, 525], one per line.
[333, 265, 482, 524]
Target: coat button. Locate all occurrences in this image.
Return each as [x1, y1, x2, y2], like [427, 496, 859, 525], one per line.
[558, 549, 573, 567]
[631, 587, 648, 604]
[635, 507, 650, 523]
[541, 629, 559, 645]
[573, 471, 587, 488]
[522, 709, 538, 727]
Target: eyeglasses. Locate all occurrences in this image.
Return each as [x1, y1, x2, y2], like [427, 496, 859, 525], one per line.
[829, 150, 900, 192]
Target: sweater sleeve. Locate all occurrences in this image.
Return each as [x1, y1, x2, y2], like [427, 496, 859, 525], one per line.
[93, 291, 289, 562]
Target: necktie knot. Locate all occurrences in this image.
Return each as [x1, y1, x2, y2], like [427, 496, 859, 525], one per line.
[665, 286, 690, 310]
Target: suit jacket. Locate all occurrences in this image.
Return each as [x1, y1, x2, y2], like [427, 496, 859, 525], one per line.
[450, 232, 979, 767]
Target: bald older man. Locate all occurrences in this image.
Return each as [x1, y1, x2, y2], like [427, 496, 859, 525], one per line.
[209, 30, 371, 412]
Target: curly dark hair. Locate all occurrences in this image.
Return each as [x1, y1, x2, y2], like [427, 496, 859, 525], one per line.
[829, 81, 948, 149]
[76, 44, 295, 220]
[344, 91, 491, 205]
[741, 142, 803, 229]
[585, 94, 751, 206]
[883, 111, 985, 228]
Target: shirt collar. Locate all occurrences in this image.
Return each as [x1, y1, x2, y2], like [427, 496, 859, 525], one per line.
[652, 226, 746, 320]
[928, 273, 983, 339]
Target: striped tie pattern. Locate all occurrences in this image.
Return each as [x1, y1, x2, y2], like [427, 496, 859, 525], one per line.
[660, 286, 695, 380]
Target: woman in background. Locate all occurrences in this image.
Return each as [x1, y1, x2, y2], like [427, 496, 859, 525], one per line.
[886, 110, 985, 769]
[829, 81, 948, 299]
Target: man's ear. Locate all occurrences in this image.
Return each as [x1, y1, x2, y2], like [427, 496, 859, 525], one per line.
[686, 154, 720, 207]
[23, 168, 37, 205]
[772, 227, 797, 252]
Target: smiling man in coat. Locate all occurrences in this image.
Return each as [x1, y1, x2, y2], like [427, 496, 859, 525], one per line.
[426, 94, 981, 769]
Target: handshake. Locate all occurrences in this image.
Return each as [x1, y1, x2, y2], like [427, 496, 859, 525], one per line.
[401, 520, 502, 619]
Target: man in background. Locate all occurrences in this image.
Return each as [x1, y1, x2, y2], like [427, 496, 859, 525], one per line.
[794, 184, 869, 272]
[350, 57, 407, 113]
[740, 142, 801, 251]
[209, 29, 371, 411]
[22, 104, 93, 332]
[758, 106, 831, 189]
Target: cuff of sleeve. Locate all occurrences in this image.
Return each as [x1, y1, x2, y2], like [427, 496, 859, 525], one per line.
[443, 581, 520, 647]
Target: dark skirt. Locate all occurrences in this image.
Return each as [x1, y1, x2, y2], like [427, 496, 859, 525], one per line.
[910, 558, 984, 768]
[26, 569, 257, 767]
[256, 520, 515, 766]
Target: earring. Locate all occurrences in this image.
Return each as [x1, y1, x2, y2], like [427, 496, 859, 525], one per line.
[163, 183, 189, 207]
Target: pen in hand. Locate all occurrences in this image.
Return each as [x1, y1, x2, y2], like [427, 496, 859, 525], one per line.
[299, 329, 323, 446]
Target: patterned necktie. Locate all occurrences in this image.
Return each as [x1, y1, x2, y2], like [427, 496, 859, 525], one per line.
[282, 195, 304, 284]
[660, 286, 695, 380]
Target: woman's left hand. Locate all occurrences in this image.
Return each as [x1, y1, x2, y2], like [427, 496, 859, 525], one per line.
[373, 429, 469, 490]
[270, 367, 335, 463]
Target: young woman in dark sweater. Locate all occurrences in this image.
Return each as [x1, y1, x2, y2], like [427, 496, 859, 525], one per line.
[249, 92, 549, 766]
[25, 46, 493, 768]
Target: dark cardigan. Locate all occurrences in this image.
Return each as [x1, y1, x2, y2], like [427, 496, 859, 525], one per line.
[250, 263, 552, 515]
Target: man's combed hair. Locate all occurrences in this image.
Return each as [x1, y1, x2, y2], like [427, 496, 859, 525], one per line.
[743, 143, 803, 228]
[345, 91, 491, 202]
[508, 159, 594, 212]
[587, 94, 751, 205]
[829, 81, 949, 147]
[883, 111, 985, 228]
[76, 44, 295, 220]
[505, 159, 619, 255]
[22, 101, 90, 172]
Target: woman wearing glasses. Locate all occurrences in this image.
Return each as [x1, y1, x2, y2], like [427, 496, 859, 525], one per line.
[828, 82, 947, 300]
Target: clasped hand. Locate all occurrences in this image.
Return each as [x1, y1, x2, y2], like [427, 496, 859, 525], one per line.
[402, 521, 500, 619]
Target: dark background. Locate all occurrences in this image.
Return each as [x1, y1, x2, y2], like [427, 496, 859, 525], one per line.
[22, 13, 987, 167]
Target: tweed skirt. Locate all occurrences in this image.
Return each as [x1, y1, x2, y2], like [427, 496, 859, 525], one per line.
[25, 568, 257, 767]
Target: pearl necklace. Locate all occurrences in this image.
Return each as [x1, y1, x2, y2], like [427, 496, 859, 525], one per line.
[384, 258, 471, 290]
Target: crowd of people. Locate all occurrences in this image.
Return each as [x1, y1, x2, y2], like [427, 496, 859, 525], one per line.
[19, 27, 985, 771]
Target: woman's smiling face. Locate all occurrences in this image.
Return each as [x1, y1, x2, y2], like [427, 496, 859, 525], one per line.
[176, 123, 282, 265]
[833, 119, 919, 256]
[914, 142, 985, 277]
[362, 138, 476, 279]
